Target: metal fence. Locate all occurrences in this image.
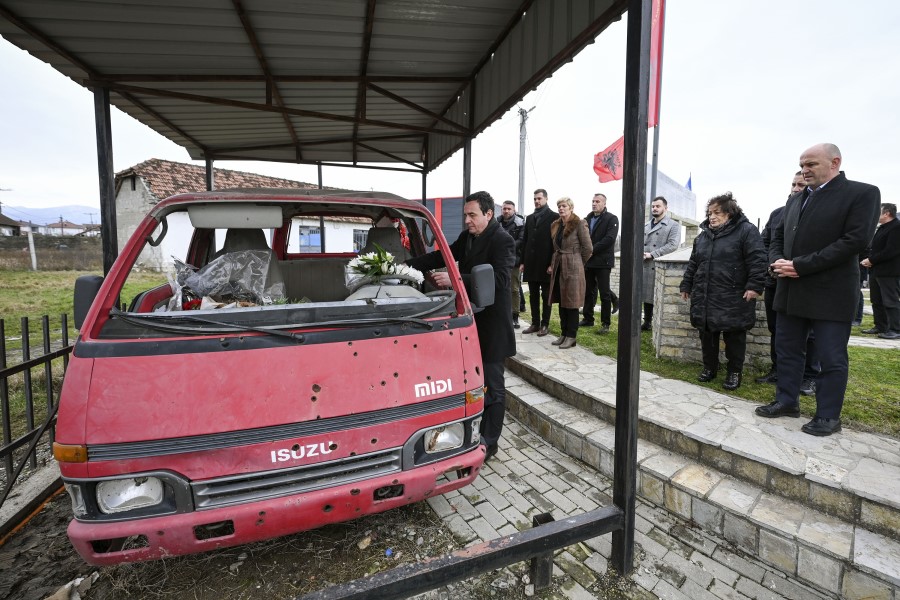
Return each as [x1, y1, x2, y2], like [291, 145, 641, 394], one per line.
[0, 314, 73, 510]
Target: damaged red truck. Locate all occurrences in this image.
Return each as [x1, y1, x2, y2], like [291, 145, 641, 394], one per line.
[56, 189, 493, 565]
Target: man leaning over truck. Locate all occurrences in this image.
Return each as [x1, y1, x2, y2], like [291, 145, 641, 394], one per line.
[406, 191, 517, 461]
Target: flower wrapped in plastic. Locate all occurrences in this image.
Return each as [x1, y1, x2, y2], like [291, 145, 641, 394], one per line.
[164, 251, 286, 310]
[345, 243, 424, 292]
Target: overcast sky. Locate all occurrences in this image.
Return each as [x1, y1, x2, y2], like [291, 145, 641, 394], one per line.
[1, 1, 897, 229]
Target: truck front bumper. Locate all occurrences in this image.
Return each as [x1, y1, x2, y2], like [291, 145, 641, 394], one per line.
[68, 445, 485, 565]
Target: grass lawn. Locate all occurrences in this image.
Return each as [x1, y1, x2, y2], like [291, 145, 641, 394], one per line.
[1, 269, 168, 349]
[530, 303, 899, 438]
[0, 272, 896, 439]
[1, 269, 167, 439]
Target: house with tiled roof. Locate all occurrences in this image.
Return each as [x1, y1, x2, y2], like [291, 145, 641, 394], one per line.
[115, 158, 325, 270]
[0, 212, 21, 236]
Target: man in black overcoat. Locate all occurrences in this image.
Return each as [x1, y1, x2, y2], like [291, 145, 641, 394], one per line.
[580, 193, 620, 333]
[406, 191, 516, 460]
[756, 143, 880, 436]
[520, 188, 558, 336]
[755, 172, 821, 394]
[497, 200, 525, 328]
[861, 203, 900, 338]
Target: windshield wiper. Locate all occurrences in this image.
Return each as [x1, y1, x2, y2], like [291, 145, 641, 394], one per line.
[110, 308, 304, 339]
[108, 302, 450, 338]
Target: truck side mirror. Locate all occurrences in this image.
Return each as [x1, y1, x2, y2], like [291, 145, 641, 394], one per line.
[74, 275, 104, 329]
[464, 264, 495, 312]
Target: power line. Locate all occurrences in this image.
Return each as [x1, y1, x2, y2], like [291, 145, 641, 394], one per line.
[0, 204, 44, 221]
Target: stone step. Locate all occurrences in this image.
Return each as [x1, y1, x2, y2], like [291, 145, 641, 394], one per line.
[506, 335, 900, 544]
[504, 370, 900, 597]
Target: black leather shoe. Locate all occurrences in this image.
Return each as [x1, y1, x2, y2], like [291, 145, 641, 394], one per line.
[536, 326, 550, 337]
[878, 331, 900, 339]
[578, 319, 594, 327]
[640, 322, 652, 331]
[755, 401, 800, 418]
[723, 372, 742, 391]
[522, 324, 539, 334]
[860, 327, 881, 335]
[801, 417, 841, 436]
[697, 368, 717, 382]
[755, 371, 777, 384]
[559, 337, 577, 349]
[799, 379, 817, 396]
[597, 324, 610, 334]
[484, 444, 499, 461]
[611, 295, 619, 315]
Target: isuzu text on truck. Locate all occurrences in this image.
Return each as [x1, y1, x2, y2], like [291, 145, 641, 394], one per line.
[56, 189, 493, 564]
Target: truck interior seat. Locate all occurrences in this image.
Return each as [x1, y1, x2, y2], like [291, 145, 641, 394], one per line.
[216, 228, 285, 294]
[360, 226, 411, 262]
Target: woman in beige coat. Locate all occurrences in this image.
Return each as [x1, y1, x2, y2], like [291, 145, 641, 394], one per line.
[548, 197, 592, 349]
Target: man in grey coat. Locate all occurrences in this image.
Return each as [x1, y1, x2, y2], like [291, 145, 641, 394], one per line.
[642, 196, 681, 330]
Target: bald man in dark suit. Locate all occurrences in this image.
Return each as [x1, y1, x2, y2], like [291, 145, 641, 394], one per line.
[756, 143, 880, 436]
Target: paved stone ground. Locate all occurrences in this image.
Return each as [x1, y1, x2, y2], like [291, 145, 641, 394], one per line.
[425, 416, 838, 600]
[847, 333, 900, 349]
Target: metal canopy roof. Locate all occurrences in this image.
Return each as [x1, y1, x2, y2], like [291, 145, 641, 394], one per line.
[0, 0, 625, 173]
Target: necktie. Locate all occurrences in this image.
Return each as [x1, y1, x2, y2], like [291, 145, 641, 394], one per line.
[800, 188, 816, 217]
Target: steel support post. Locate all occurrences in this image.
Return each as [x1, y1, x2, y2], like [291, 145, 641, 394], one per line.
[611, 0, 652, 576]
[93, 86, 117, 274]
[205, 157, 214, 191]
[462, 138, 472, 198]
[529, 512, 554, 589]
[421, 171, 427, 205]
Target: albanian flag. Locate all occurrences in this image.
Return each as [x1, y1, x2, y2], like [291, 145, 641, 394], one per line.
[593, 135, 625, 182]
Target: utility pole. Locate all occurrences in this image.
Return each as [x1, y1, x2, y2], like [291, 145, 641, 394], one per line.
[517, 106, 534, 215]
[27, 221, 37, 271]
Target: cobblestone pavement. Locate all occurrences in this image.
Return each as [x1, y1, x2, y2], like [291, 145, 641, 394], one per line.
[423, 416, 837, 600]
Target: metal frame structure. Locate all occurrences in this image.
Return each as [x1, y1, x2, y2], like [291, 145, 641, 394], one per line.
[0, 0, 652, 587]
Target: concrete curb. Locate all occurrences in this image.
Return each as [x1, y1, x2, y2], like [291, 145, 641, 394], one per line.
[0, 463, 63, 541]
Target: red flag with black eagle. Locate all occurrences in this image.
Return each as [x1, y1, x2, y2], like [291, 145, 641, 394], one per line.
[593, 0, 665, 182]
[593, 136, 625, 182]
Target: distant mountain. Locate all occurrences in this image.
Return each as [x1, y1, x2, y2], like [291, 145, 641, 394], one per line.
[1, 205, 101, 227]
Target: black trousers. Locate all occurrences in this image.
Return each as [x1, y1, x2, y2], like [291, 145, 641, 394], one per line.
[871, 275, 900, 333]
[643, 303, 653, 325]
[527, 279, 552, 327]
[774, 314, 851, 419]
[480, 361, 506, 447]
[698, 329, 747, 373]
[559, 306, 580, 338]
[583, 266, 615, 326]
[763, 285, 820, 378]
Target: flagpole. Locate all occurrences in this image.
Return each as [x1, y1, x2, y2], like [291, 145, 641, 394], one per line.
[649, 126, 661, 201]
[648, 0, 666, 203]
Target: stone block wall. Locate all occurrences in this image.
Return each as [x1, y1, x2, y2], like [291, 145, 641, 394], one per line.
[610, 248, 771, 370]
[655, 252, 770, 370]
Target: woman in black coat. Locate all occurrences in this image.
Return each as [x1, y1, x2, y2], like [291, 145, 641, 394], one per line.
[680, 193, 767, 390]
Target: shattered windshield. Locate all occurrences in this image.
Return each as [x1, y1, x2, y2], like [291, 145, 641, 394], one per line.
[98, 200, 459, 340]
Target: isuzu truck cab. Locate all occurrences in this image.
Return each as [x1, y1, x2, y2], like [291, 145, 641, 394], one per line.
[56, 189, 492, 565]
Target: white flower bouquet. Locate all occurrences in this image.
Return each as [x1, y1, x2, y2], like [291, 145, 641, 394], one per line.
[345, 243, 424, 292]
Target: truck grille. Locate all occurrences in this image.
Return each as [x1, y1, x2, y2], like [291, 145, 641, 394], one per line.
[191, 448, 402, 509]
[88, 395, 464, 461]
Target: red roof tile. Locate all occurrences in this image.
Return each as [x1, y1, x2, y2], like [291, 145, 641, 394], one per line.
[115, 158, 324, 201]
